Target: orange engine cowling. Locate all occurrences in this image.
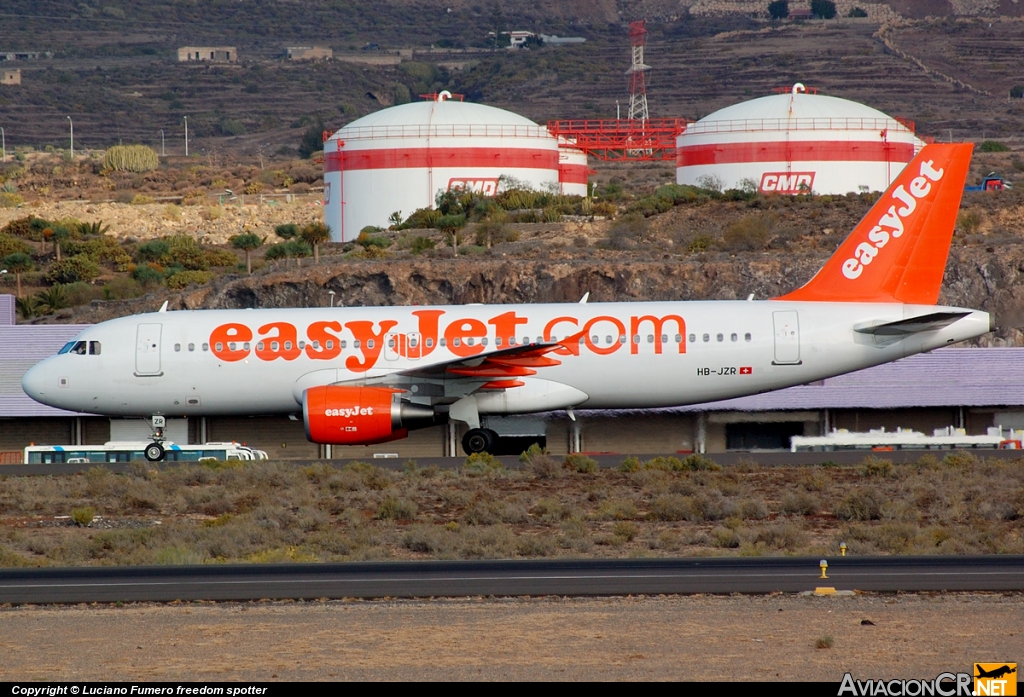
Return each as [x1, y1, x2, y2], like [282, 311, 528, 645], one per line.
[303, 385, 440, 445]
[304, 386, 406, 445]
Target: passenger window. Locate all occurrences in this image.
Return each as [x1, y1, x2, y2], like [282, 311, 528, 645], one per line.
[661, 334, 667, 343]
[439, 338, 446, 347]
[215, 342, 223, 352]
[632, 335, 640, 344]
[689, 333, 696, 343]
[257, 342, 265, 351]
[174, 343, 181, 352]
[522, 337, 530, 345]
[453, 337, 461, 347]
[619, 336, 626, 344]
[731, 333, 738, 342]
[229, 342, 237, 351]
[340, 340, 347, 348]
[270, 341, 279, 351]
[426, 338, 434, 348]
[367, 339, 374, 349]
[591, 335, 599, 344]
[481, 338, 488, 346]
[410, 338, 418, 348]
[745, 333, 752, 342]
[605, 335, 612, 344]
[508, 337, 516, 346]
[188, 343, 195, 352]
[284, 341, 292, 350]
[466, 337, 474, 346]
[702, 334, 710, 343]
[89, 341, 102, 355]
[326, 340, 334, 350]
[312, 341, 320, 349]
[244, 342, 250, 350]
[354, 340, 361, 349]
[717, 333, 724, 342]
[298, 341, 305, 349]
[675, 334, 682, 343]
[495, 337, 502, 346]
[202, 343, 209, 351]
[647, 335, 654, 344]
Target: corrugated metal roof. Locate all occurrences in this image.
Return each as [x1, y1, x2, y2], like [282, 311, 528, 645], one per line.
[0, 323, 90, 417]
[673, 347, 1024, 413]
[0, 295, 13, 326]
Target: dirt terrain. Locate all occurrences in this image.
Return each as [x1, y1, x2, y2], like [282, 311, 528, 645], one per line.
[0, 593, 1020, 680]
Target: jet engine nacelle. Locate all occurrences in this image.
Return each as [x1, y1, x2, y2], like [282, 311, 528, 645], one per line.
[303, 385, 438, 445]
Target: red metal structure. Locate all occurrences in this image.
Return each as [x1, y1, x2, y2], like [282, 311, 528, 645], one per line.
[547, 118, 689, 161]
[627, 20, 650, 122]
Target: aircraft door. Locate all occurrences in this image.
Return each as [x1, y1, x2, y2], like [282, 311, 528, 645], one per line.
[136, 323, 163, 376]
[772, 311, 801, 365]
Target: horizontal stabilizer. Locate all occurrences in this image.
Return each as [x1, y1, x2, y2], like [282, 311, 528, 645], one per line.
[854, 311, 971, 336]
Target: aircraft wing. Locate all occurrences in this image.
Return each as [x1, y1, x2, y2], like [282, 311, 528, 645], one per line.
[854, 311, 972, 336]
[331, 331, 585, 396]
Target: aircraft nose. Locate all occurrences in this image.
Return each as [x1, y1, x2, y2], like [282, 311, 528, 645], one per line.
[22, 361, 55, 405]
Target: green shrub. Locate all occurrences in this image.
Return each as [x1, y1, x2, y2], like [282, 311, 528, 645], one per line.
[45, 255, 101, 284]
[0, 191, 24, 208]
[166, 270, 214, 289]
[71, 506, 96, 526]
[131, 263, 166, 287]
[463, 452, 503, 474]
[0, 233, 31, 258]
[563, 454, 597, 473]
[103, 144, 160, 173]
[780, 491, 820, 515]
[612, 521, 639, 542]
[978, 140, 1010, 153]
[274, 223, 299, 240]
[619, 456, 641, 472]
[410, 235, 435, 255]
[858, 456, 895, 478]
[837, 488, 886, 521]
[375, 497, 419, 521]
[721, 215, 772, 251]
[203, 248, 239, 267]
[816, 636, 834, 649]
[136, 239, 170, 262]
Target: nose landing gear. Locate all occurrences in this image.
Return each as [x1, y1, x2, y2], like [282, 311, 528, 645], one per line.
[145, 415, 167, 462]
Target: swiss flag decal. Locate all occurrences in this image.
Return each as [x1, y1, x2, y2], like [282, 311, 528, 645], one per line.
[740, 366, 753, 375]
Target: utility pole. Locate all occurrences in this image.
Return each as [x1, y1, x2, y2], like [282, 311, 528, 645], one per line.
[184, 116, 189, 157]
[160, 129, 165, 156]
[1, 126, 5, 163]
[67, 116, 74, 158]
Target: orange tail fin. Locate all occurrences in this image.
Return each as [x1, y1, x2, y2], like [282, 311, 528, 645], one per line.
[776, 143, 973, 304]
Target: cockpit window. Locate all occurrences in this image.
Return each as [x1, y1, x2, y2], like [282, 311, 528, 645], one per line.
[68, 341, 87, 355]
[58, 342, 75, 355]
[89, 341, 101, 355]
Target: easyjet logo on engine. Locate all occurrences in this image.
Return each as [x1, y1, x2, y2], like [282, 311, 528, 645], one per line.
[448, 178, 499, 196]
[760, 172, 815, 194]
[842, 159, 945, 280]
[208, 310, 687, 372]
[326, 406, 374, 417]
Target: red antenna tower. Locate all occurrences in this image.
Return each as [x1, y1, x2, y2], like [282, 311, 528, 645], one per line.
[627, 20, 650, 121]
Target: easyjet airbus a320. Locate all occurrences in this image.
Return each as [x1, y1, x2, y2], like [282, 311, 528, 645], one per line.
[23, 144, 992, 458]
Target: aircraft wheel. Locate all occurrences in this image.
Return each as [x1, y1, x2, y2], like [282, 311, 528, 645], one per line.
[462, 428, 495, 455]
[144, 442, 165, 462]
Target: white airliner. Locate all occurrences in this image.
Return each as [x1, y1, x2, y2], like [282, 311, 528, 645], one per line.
[23, 144, 991, 458]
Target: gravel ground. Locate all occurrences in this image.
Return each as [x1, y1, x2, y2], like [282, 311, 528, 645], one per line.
[0, 593, 1020, 681]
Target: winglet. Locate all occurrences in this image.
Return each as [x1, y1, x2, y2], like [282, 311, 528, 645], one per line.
[776, 143, 973, 304]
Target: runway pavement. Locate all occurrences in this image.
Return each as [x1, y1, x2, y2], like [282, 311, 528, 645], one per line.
[1, 555, 1022, 604]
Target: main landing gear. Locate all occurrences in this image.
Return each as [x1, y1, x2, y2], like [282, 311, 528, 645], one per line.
[145, 415, 167, 462]
[462, 428, 500, 455]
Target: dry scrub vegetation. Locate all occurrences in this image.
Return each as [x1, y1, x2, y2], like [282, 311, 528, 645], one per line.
[1, 451, 1022, 567]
